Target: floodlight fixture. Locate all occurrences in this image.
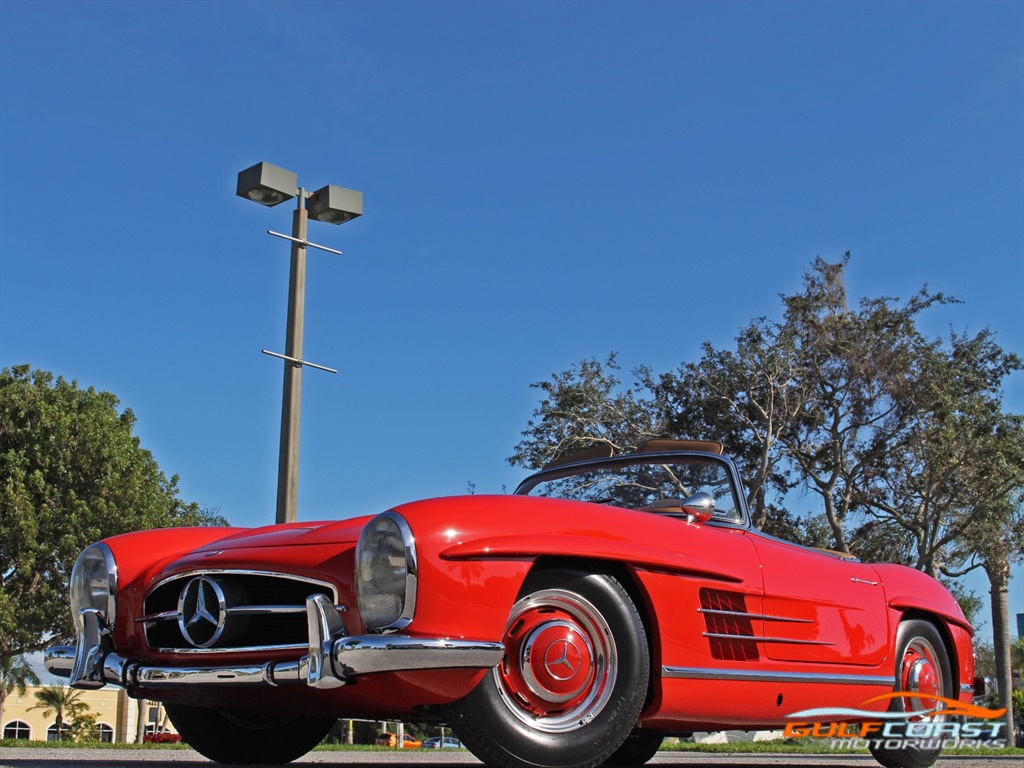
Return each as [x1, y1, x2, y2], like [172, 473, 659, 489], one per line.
[307, 185, 363, 225]
[236, 162, 299, 207]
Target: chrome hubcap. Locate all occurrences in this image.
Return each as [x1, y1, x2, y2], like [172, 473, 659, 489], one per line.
[900, 637, 944, 717]
[494, 588, 616, 733]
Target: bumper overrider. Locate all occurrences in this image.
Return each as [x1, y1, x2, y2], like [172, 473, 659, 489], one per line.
[46, 594, 505, 691]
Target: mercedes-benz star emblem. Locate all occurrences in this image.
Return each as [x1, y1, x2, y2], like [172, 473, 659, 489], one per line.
[543, 638, 582, 680]
[177, 576, 227, 648]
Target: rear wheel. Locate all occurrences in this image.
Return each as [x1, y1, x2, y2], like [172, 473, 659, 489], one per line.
[868, 620, 952, 768]
[445, 568, 650, 768]
[164, 702, 334, 764]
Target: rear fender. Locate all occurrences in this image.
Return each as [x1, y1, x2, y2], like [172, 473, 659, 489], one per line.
[875, 564, 974, 699]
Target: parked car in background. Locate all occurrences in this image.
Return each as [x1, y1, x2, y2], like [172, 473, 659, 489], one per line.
[375, 732, 422, 748]
[424, 735, 464, 749]
[46, 440, 974, 768]
[143, 732, 182, 744]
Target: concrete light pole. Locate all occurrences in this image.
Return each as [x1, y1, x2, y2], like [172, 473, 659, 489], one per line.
[236, 162, 362, 524]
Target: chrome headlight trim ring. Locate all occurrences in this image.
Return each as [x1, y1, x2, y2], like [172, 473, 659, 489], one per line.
[69, 542, 117, 634]
[355, 510, 417, 632]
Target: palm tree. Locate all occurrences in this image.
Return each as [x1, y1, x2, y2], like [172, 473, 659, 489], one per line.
[30, 685, 86, 741]
[0, 654, 39, 726]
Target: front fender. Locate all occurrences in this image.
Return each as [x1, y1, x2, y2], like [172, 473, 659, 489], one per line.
[388, 495, 748, 645]
[100, 527, 247, 653]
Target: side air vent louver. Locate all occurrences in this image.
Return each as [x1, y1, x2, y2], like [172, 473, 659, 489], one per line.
[697, 588, 760, 662]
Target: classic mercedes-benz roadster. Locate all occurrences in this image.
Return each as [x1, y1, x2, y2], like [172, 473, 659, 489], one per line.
[47, 440, 974, 768]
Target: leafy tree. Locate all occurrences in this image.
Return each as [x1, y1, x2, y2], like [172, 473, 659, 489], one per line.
[944, 582, 984, 632]
[650, 255, 967, 554]
[0, 653, 38, 728]
[771, 255, 958, 555]
[29, 684, 89, 741]
[509, 355, 663, 470]
[652, 317, 803, 530]
[0, 365, 226, 676]
[62, 706, 99, 743]
[973, 640, 997, 682]
[857, 329, 1023, 577]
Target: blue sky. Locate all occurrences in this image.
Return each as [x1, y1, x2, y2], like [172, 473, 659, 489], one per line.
[1, 0, 1021, 640]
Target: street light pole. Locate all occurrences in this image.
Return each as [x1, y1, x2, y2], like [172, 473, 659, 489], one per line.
[277, 192, 308, 524]
[236, 162, 363, 526]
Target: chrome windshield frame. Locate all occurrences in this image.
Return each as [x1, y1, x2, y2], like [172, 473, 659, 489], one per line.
[513, 450, 752, 530]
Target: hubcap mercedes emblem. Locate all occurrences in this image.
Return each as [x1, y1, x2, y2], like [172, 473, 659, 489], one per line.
[177, 576, 227, 648]
[544, 638, 582, 680]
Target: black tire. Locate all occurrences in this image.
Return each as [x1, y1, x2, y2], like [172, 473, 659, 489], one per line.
[602, 732, 663, 766]
[868, 620, 953, 768]
[164, 702, 334, 764]
[444, 568, 650, 768]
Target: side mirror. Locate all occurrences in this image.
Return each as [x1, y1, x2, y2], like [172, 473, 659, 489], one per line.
[680, 491, 715, 523]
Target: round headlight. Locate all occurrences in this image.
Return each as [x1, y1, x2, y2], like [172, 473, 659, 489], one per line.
[69, 543, 117, 633]
[356, 512, 416, 631]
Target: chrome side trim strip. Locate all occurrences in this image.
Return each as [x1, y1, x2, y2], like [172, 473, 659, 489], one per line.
[960, 683, 974, 694]
[698, 608, 813, 624]
[663, 665, 895, 686]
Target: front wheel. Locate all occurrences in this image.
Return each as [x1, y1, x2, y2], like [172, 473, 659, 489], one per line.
[164, 702, 334, 764]
[444, 568, 650, 768]
[868, 619, 953, 768]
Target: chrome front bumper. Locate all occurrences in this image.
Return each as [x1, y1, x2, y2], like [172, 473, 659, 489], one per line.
[46, 594, 504, 691]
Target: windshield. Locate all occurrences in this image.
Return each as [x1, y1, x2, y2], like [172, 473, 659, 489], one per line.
[515, 455, 744, 523]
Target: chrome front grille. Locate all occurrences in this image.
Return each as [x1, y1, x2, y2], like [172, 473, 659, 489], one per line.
[142, 571, 339, 653]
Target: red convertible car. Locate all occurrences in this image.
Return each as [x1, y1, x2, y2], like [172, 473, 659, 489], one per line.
[47, 440, 974, 768]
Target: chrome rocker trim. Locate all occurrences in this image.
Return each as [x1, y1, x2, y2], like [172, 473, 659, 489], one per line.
[663, 665, 896, 686]
[46, 594, 504, 691]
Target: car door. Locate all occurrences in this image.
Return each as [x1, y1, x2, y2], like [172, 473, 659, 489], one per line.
[749, 534, 889, 666]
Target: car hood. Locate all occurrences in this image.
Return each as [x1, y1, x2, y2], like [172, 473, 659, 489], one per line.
[192, 516, 373, 552]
